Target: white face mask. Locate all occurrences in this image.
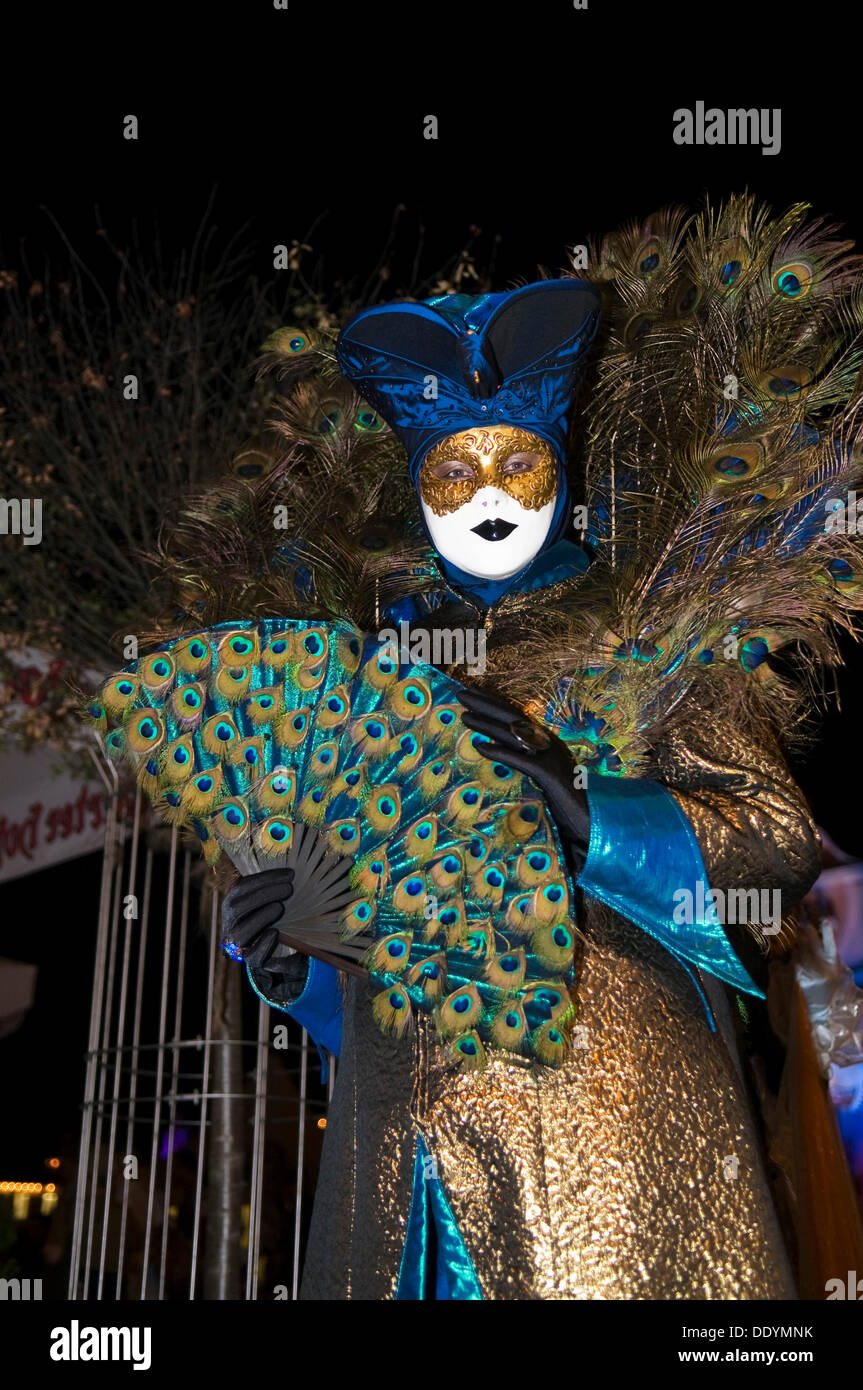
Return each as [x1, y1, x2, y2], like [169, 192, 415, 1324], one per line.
[421, 486, 558, 580]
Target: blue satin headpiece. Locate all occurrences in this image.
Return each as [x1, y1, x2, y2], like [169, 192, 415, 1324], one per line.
[335, 279, 601, 477]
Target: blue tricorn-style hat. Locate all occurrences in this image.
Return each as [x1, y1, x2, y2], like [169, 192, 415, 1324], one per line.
[335, 279, 602, 478]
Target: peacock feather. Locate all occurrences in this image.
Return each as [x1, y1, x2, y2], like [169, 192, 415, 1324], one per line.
[491, 195, 863, 774]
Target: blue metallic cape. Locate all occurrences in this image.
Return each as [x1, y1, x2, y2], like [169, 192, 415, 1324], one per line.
[579, 772, 763, 1000]
[396, 1135, 483, 1300]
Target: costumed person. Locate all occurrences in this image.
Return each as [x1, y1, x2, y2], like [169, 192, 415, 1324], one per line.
[87, 195, 863, 1299]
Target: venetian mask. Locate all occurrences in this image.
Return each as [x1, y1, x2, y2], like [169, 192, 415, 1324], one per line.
[418, 426, 558, 580]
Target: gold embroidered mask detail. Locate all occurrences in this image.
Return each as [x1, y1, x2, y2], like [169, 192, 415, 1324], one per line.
[419, 427, 558, 517]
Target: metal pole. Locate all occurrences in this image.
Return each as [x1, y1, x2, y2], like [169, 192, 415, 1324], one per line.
[68, 749, 118, 1298]
[291, 1030, 309, 1300]
[157, 851, 192, 1299]
[82, 820, 126, 1297]
[140, 824, 178, 1298]
[189, 888, 220, 1299]
[96, 786, 143, 1298]
[246, 999, 269, 1301]
[115, 845, 153, 1298]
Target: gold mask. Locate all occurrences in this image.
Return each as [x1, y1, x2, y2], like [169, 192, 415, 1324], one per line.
[419, 427, 558, 517]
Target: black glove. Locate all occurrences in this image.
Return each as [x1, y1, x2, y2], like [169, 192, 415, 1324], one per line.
[457, 687, 591, 873]
[221, 868, 311, 1007]
[221, 867, 296, 967]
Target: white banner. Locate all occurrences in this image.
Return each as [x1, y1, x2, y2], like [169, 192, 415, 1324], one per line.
[0, 743, 108, 883]
[0, 645, 111, 882]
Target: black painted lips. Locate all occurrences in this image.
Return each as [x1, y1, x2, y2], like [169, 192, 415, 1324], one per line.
[470, 518, 518, 542]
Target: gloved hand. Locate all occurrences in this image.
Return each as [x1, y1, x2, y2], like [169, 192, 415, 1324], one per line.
[221, 867, 310, 1007]
[221, 867, 297, 970]
[457, 686, 591, 872]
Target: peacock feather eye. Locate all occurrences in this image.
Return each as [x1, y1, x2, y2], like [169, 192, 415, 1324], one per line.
[142, 654, 174, 687]
[636, 238, 662, 275]
[318, 409, 342, 433]
[354, 407, 385, 434]
[709, 440, 764, 482]
[828, 558, 855, 583]
[772, 260, 814, 299]
[128, 712, 165, 753]
[756, 366, 812, 400]
[719, 259, 742, 286]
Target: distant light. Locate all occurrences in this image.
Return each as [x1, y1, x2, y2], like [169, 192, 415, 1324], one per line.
[316, 1118, 327, 1130]
[48, 1158, 60, 1170]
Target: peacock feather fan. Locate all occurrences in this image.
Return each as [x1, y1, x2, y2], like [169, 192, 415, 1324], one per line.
[84, 619, 578, 1071]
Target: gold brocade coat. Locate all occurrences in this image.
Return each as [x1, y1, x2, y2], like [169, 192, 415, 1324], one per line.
[298, 698, 821, 1300]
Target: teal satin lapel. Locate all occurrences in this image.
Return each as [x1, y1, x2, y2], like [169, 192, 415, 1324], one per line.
[396, 1135, 483, 1300]
[579, 774, 764, 1000]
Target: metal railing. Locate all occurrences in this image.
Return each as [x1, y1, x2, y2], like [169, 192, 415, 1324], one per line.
[68, 755, 329, 1300]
